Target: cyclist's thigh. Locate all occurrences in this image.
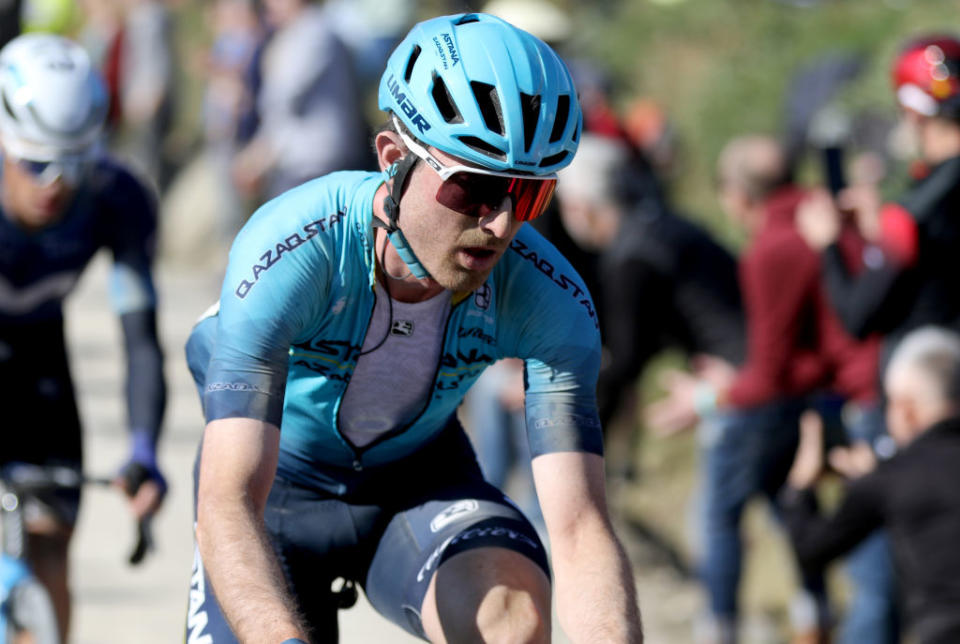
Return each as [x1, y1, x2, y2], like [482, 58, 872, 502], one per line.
[364, 480, 549, 640]
[2, 323, 83, 531]
[2, 319, 83, 470]
[264, 477, 377, 642]
[185, 473, 368, 643]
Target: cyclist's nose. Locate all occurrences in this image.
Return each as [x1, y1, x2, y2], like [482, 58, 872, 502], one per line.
[478, 195, 515, 238]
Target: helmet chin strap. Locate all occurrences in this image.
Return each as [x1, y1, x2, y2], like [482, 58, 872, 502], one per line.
[372, 154, 433, 280]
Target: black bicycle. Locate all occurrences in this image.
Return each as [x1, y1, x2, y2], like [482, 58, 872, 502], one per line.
[0, 463, 153, 644]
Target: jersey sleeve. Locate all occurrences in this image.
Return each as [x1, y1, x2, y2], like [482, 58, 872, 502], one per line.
[97, 163, 166, 440]
[201, 187, 337, 427]
[504, 229, 604, 458]
[102, 164, 159, 314]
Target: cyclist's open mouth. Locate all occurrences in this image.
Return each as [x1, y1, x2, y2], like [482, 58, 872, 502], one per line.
[459, 247, 497, 270]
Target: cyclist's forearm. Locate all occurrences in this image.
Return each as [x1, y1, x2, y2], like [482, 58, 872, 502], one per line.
[197, 498, 309, 641]
[552, 520, 643, 643]
[120, 309, 166, 444]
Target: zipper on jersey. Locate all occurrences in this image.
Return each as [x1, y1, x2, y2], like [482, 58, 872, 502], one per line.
[350, 293, 466, 464]
[332, 282, 380, 471]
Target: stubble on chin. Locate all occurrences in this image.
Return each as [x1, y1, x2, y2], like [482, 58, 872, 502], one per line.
[430, 262, 492, 293]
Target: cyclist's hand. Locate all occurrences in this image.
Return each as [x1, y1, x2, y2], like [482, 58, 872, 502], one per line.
[115, 461, 167, 520]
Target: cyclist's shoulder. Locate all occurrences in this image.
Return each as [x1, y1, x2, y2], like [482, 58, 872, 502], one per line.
[502, 224, 590, 288]
[85, 156, 154, 202]
[225, 171, 379, 298]
[496, 224, 599, 328]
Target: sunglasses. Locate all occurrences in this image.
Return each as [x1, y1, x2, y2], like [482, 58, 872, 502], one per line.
[2, 136, 93, 188]
[12, 156, 89, 188]
[394, 117, 557, 222]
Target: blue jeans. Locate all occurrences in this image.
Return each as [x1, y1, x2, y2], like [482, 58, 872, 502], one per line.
[698, 401, 826, 623]
[835, 403, 899, 644]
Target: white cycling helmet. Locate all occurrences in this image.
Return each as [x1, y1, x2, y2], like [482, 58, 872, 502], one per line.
[0, 33, 107, 160]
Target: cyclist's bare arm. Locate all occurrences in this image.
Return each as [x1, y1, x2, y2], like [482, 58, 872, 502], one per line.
[196, 417, 310, 642]
[533, 452, 643, 644]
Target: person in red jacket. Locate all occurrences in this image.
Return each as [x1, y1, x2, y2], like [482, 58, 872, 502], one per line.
[797, 35, 960, 371]
[649, 134, 886, 644]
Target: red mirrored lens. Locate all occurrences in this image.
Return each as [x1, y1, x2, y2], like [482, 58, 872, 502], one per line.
[434, 172, 556, 222]
[511, 177, 556, 222]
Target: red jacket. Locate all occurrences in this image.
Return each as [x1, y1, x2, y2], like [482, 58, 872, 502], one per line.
[728, 187, 878, 408]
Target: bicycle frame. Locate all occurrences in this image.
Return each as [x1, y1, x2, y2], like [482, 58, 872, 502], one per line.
[0, 464, 68, 644]
[0, 463, 153, 643]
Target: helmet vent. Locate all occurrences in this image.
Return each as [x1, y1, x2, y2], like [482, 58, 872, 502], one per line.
[458, 135, 506, 161]
[549, 95, 570, 143]
[471, 81, 504, 135]
[455, 14, 480, 25]
[539, 151, 569, 167]
[404, 45, 422, 83]
[1, 89, 16, 122]
[431, 75, 462, 124]
[520, 92, 541, 152]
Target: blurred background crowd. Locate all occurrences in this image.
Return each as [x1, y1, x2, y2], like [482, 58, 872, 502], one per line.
[5, 0, 960, 642]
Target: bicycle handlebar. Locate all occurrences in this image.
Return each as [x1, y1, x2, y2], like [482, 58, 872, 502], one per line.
[0, 463, 154, 566]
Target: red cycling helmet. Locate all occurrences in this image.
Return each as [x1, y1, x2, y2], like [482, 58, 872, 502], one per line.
[892, 35, 960, 117]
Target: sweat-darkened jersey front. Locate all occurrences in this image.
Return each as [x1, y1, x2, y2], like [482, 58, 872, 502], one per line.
[188, 171, 603, 488]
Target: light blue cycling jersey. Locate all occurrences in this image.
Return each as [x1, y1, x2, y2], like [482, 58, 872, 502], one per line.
[190, 171, 602, 487]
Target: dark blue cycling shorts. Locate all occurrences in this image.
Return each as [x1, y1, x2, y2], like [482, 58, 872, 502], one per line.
[1, 319, 83, 526]
[185, 424, 549, 643]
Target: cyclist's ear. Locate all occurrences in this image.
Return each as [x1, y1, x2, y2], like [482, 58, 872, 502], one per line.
[375, 129, 408, 173]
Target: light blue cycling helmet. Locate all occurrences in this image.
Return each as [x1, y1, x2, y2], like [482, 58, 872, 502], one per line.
[378, 12, 582, 175]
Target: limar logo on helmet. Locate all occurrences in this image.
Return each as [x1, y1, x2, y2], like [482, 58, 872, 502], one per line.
[385, 74, 431, 136]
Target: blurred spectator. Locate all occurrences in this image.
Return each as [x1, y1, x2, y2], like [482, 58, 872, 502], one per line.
[797, 35, 960, 369]
[555, 134, 750, 613]
[566, 58, 631, 141]
[648, 135, 885, 644]
[202, 0, 263, 239]
[784, 326, 960, 644]
[76, 0, 125, 128]
[114, 0, 177, 191]
[792, 34, 960, 644]
[322, 0, 414, 90]
[623, 97, 680, 180]
[556, 134, 744, 436]
[232, 0, 368, 200]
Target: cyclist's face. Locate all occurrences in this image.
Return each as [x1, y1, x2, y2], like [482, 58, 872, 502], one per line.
[1, 153, 76, 231]
[394, 143, 523, 293]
